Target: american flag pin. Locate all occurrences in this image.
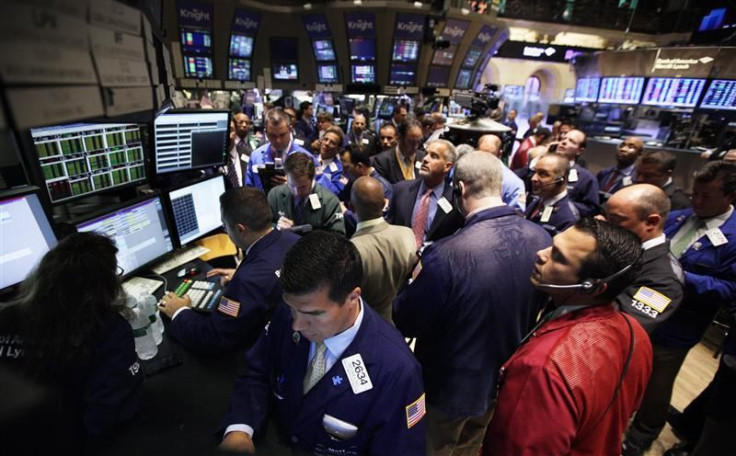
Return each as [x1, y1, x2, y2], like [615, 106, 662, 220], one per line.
[693, 242, 702, 251]
[292, 331, 301, 344]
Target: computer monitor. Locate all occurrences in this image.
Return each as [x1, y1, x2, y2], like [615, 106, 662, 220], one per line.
[167, 175, 225, 247]
[228, 58, 251, 81]
[153, 110, 229, 175]
[598, 77, 645, 104]
[0, 189, 58, 290]
[272, 63, 299, 81]
[700, 79, 736, 110]
[462, 47, 483, 68]
[351, 64, 375, 84]
[427, 66, 450, 88]
[229, 34, 254, 58]
[642, 77, 707, 108]
[75, 195, 174, 277]
[313, 40, 336, 62]
[575, 77, 600, 103]
[378, 101, 395, 118]
[455, 69, 472, 89]
[392, 40, 420, 62]
[181, 30, 212, 55]
[389, 63, 416, 86]
[431, 46, 457, 66]
[349, 38, 376, 62]
[184, 56, 213, 78]
[29, 123, 147, 204]
[317, 64, 339, 84]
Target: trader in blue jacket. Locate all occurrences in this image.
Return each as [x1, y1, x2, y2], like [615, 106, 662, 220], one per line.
[623, 160, 736, 456]
[159, 187, 299, 355]
[393, 151, 552, 455]
[219, 232, 426, 455]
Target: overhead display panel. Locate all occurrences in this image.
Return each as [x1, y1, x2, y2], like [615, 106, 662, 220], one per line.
[574, 77, 600, 103]
[304, 14, 338, 85]
[700, 79, 736, 110]
[440, 19, 470, 45]
[177, 0, 214, 79]
[598, 77, 645, 104]
[426, 66, 450, 88]
[642, 77, 707, 108]
[228, 9, 260, 82]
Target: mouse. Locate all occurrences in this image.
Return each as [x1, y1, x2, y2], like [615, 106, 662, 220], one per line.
[176, 266, 200, 278]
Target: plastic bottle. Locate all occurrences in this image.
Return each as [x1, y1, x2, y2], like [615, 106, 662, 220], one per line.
[139, 294, 164, 345]
[124, 296, 158, 360]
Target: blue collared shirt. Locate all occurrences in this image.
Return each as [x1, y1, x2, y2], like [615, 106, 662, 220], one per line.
[411, 180, 445, 240]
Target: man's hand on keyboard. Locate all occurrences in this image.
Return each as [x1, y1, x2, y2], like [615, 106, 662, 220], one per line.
[158, 291, 192, 318]
[206, 268, 237, 286]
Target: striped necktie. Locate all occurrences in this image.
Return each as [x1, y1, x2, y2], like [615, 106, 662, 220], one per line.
[303, 342, 328, 394]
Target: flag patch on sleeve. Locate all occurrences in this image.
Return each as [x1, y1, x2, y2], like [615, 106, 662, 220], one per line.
[405, 393, 426, 429]
[217, 297, 241, 317]
[633, 287, 671, 313]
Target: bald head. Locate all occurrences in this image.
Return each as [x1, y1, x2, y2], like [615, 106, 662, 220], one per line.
[527, 146, 549, 169]
[477, 134, 503, 157]
[606, 183, 670, 242]
[351, 176, 386, 222]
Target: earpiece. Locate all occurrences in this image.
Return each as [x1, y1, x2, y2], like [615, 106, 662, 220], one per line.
[536, 264, 633, 294]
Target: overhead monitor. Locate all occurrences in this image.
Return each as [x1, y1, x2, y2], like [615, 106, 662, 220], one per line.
[598, 77, 645, 104]
[455, 69, 472, 90]
[153, 111, 229, 175]
[184, 56, 213, 78]
[313, 40, 336, 61]
[76, 195, 174, 277]
[30, 123, 146, 204]
[317, 64, 339, 84]
[700, 79, 736, 110]
[349, 38, 376, 62]
[228, 58, 251, 81]
[426, 66, 450, 88]
[392, 40, 420, 62]
[574, 77, 600, 103]
[642, 77, 707, 108]
[462, 47, 483, 68]
[378, 101, 395, 118]
[167, 175, 225, 247]
[181, 30, 212, 55]
[0, 189, 58, 290]
[432, 45, 457, 66]
[272, 63, 299, 81]
[563, 88, 575, 103]
[351, 64, 375, 84]
[389, 63, 416, 86]
[229, 34, 254, 58]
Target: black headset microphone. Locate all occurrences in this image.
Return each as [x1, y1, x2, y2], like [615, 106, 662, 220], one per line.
[535, 263, 634, 294]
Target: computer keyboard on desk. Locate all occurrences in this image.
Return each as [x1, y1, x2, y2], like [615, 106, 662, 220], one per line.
[174, 279, 221, 312]
[151, 245, 211, 275]
[123, 276, 164, 296]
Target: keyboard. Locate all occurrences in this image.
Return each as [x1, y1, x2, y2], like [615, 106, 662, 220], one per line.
[174, 279, 222, 312]
[123, 276, 164, 296]
[151, 245, 211, 275]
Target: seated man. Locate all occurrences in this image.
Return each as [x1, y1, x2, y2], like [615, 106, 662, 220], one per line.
[218, 232, 426, 455]
[597, 136, 643, 202]
[483, 218, 652, 456]
[372, 121, 426, 184]
[477, 134, 527, 212]
[525, 153, 579, 237]
[268, 152, 345, 236]
[386, 139, 464, 248]
[635, 150, 691, 211]
[315, 126, 348, 197]
[159, 188, 299, 355]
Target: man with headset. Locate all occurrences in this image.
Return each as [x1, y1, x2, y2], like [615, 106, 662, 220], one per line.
[524, 153, 580, 237]
[483, 217, 653, 455]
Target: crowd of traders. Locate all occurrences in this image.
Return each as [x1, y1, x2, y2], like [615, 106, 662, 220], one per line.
[2, 99, 735, 456]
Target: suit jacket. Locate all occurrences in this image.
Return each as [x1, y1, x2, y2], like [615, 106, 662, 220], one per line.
[220, 302, 426, 455]
[566, 163, 601, 217]
[524, 193, 580, 237]
[351, 220, 417, 323]
[386, 179, 464, 244]
[267, 183, 346, 236]
[663, 181, 691, 211]
[372, 147, 427, 184]
[655, 209, 736, 349]
[596, 163, 636, 202]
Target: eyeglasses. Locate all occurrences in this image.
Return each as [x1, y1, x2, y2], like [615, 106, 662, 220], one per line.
[116, 265, 125, 277]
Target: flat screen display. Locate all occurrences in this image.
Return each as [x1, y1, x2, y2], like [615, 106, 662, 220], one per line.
[167, 176, 225, 247]
[700, 79, 736, 110]
[642, 78, 707, 108]
[229, 34, 254, 58]
[349, 38, 376, 62]
[30, 123, 146, 204]
[76, 196, 174, 277]
[317, 64, 339, 84]
[463, 47, 483, 68]
[313, 40, 336, 61]
[154, 111, 229, 175]
[432, 45, 457, 66]
[598, 77, 645, 104]
[351, 64, 375, 84]
[273, 64, 299, 81]
[427, 66, 450, 88]
[392, 40, 420, 62]
[575, 77, 600, 103]
[181, 30, 212, 55]
[389, 63, 416, 86]
[0, 191, 57, 289]
[456, 69, 472, 89]
[184, 56, 213, 78]
[228, 58, 251, 81]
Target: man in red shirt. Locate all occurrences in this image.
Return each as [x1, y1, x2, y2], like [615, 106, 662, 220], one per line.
[483, 217, 653, 455]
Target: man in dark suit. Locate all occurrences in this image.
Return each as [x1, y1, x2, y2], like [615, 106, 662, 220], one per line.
[386, 139, 463, 247]
[596, 136, 643, 202]
[555, 129, 601, 216]
[347, 113, 376, 152]
[525, 153, 579, 237]
[293, 101, 317, 144]
[372, 121, 426, 184]
[635, 150, 691, 211]
[223, 113, 259, 189]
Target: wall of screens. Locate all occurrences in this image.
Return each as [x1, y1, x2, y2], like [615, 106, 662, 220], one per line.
[598, 77, 645, 104]
[642, 78, 706, 108]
